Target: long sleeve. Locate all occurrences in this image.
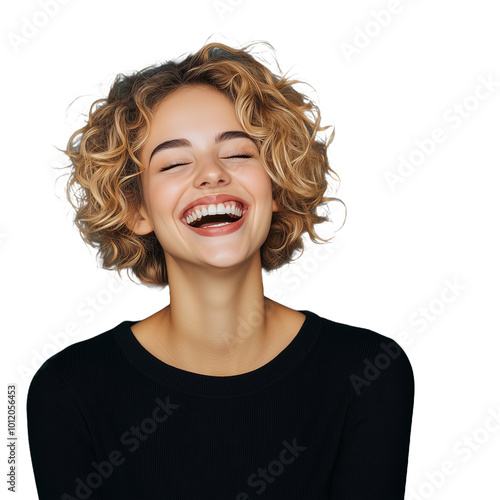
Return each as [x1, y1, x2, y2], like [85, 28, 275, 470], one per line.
[24, 312, 414, 499]
[329, 340, 415, 499]
[27, 359, 102, 500]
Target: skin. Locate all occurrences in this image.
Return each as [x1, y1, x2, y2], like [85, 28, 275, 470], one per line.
[128, 84, 305, 376]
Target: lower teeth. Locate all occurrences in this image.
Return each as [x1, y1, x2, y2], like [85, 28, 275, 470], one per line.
[203, 222, 232, 228]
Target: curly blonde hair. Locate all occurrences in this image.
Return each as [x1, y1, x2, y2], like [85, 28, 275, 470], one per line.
[63, 41, 344, 287]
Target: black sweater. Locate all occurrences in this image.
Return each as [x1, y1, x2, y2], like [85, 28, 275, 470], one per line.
[26, 309, 415, 499]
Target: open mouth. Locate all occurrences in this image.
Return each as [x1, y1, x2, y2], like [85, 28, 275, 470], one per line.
[188, 212, 243, 229]
[182, 201, 248, 229]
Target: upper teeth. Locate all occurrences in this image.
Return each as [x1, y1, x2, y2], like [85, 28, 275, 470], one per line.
[185, 202, 243, 225]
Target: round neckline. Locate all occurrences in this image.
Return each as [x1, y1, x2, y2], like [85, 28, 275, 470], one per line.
[114, 309, 322, 398]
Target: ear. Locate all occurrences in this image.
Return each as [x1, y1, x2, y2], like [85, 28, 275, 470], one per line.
[126, 203, 154, 235]
[272, 198, 279, 212]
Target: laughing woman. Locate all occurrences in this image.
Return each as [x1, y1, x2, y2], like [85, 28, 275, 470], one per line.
[27, 41, 414, 499]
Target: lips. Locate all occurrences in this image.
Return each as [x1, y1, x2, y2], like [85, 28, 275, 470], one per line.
[180, 194, 249, 221]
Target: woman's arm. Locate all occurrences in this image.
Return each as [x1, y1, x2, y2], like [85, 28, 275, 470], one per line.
[329, 341, 415, 499]
[27, 359, 102, 500]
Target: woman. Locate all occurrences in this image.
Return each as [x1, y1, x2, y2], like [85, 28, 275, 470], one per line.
[27, 41, 414, 499]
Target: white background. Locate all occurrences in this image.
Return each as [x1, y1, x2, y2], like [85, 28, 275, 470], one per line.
[2, 0, 499, 498]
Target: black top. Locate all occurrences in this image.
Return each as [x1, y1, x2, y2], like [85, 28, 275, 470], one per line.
[26, 309, 415, 499]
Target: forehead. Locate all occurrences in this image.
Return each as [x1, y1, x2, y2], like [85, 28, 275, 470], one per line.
[152, 84, 236, 122]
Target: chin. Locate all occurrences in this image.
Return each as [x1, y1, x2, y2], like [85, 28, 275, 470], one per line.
[200, 248, 259, 268]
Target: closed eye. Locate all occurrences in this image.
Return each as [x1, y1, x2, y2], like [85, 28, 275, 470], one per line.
[223, 153, 255, 160]
[159, 153, 255, 172]
[159, 162, 189, 172]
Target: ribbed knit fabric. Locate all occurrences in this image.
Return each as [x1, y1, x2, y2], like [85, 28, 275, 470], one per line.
[26, 309, 414, 499]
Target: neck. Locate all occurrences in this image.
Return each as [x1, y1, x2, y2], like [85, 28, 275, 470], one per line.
[155, 251, 277, 375]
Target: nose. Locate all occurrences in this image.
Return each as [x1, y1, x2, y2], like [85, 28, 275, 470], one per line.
[194, 155, 230, 188]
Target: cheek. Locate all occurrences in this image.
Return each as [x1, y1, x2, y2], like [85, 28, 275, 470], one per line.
[243, 167, 273, 199]
[146, 181, 180, 223]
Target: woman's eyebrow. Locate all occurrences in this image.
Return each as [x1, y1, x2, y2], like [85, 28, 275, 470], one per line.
[148, 130, 257, 164]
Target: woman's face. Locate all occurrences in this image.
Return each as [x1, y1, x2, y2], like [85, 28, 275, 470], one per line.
[134, 84, 279, 270]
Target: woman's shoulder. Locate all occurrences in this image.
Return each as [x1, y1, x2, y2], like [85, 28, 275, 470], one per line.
[27, 320, 131, 394]
[312, 310, 407, 352]
[308, 310, 414, 389]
